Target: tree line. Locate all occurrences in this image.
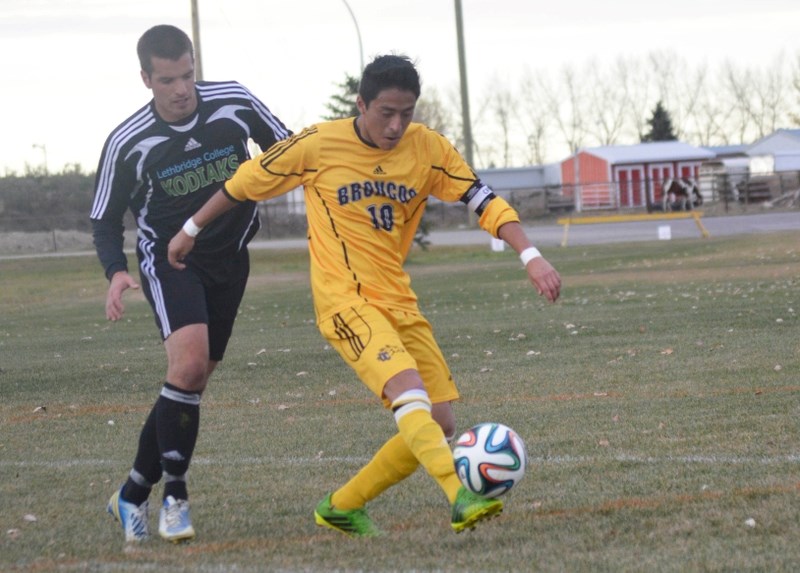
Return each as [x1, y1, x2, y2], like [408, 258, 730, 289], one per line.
[0, 169, 95, 232]
[3, 50, 799, 233]
[402, 50, 800, 169]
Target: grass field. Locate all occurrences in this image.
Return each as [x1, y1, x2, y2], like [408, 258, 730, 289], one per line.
[1, 231, 798, 572]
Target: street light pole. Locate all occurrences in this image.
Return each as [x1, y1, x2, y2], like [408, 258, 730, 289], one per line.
[454, 0, 474, 168]
[190, 0, 204, 80]
[341, 0, 364, 71]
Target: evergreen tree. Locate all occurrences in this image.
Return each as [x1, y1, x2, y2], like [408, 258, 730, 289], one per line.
[324, 74, 360, 120]
[641, 101, 677, 142]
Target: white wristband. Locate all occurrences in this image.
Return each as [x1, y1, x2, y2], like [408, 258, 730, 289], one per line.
[519, 247, 542, 267]
[182, 217, 203, 238]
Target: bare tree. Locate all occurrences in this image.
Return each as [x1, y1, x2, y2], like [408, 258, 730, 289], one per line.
[517, 70, 551, 165]
[720, 60, 757, 143]
[414, 86, 457, 140]
[490, 87, 515, 167]
[468, 81, 522, 169]
[722, 55, 793, 142]
[541, 64, 590, 156]
[618, 56, 657, 142]
[792, 53, 800, 125]
[647, 51, 703, 141]
[592, 59, 631, 145]
[436, 48, 800, 168]
[688, 65, 735, 146]
[466, 90, 492, 167]
[440, 85, 467, 153]
[755, 54, 791, 136]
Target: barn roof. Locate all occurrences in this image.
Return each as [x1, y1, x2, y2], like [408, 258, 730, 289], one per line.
[777, 128, 800, 140]
[583, 141, 715, 164]
[702, 144, 750, 157]
[477, 163, 562, 190]
[747, 128, 800, 155]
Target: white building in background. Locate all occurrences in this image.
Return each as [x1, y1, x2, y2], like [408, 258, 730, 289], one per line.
[747, 128, 800, 173]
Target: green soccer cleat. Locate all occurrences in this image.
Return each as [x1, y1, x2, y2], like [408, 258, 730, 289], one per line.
[314, 493, 384, 538]
[450, 486, 504, 533]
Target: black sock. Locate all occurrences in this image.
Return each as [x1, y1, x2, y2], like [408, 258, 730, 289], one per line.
[164, 478, 189, 501]
[121, 403, 161, 506]
[156, 382, 201, 501]
[121, 478, 152, 507]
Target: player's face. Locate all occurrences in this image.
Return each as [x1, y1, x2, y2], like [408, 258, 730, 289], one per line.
[356, 88, 417, 151]
[141, 52, 197, 123]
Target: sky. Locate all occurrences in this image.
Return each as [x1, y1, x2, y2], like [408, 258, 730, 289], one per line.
[2, 0, 799, 175]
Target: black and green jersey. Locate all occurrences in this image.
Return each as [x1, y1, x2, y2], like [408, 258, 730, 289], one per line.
[90, 80, 289, 279]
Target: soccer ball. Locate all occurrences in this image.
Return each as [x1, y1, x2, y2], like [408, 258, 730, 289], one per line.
[453, 422, 527, 498]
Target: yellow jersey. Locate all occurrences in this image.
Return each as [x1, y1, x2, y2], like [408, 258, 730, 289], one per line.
[224, 118, 520, 321]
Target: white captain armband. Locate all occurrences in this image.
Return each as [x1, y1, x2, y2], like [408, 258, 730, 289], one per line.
[520, 247, 542, 266]
[182, 217, 203, 238]
[460, 182, 496, 216]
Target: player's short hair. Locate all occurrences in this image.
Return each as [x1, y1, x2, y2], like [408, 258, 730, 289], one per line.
[359, 55, 421, 107]
[137, 25, 194, 76]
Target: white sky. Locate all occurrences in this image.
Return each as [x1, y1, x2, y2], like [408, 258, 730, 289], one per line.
[2, 0, 799, 174]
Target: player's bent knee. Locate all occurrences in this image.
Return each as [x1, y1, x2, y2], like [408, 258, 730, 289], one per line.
[390, 389, 432, 422]
[166, 358, 209, 391]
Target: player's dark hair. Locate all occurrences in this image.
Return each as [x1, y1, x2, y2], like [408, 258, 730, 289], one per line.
[359, 55, 421, 106]
[137, 25, 194, 76]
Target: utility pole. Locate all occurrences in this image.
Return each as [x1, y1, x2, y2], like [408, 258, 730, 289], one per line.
[454, 0, 474, 168]
[190, 0, 204, 80]
[341, 0, 364, 72]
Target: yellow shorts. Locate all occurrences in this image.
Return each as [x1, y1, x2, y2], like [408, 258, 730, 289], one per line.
[319, 303, 459, 408]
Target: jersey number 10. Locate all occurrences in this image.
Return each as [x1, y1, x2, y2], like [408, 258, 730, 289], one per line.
[367, 204, 394, 231]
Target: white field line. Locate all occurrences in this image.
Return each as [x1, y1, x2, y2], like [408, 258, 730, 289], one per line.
[27, 552, 304, 573]
[533, 453, 800, 464]
[35, 563, 295, 573]
[3, 453, 800, 470]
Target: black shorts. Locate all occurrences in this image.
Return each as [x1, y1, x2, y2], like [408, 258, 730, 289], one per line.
[138, 248, 250, 362]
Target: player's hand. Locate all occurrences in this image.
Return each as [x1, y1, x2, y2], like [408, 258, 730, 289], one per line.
[526, 257, 561, 303]
[168, 231, 195, 270]
[106, 271, 139, 321]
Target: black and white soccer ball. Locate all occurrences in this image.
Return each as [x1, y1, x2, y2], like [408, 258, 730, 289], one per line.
[453, 422, 527, 498]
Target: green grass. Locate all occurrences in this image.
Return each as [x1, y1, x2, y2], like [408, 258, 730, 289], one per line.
[1, 232, 798, 572]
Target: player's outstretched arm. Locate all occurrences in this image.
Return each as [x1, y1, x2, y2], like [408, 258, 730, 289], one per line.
[168, 189, 240, 269]
[497, 221, 561, 303]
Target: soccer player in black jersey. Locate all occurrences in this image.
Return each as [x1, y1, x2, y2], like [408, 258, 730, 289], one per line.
[90, 24, 290, 544]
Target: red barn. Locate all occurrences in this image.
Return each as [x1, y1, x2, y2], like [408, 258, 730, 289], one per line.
[561, 142, 715, 211]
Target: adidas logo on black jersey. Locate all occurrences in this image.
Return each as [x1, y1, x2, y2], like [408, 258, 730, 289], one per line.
[184, 138, 202, 152]
[373, 165, 385, 175]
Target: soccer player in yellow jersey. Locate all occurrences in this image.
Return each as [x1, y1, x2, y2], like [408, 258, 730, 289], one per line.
[168, 54, 561, 536]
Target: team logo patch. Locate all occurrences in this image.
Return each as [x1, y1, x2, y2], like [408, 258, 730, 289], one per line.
[377, 345, 405, 361]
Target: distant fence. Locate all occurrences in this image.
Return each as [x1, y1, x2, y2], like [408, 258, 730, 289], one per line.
[554, 170, 800, 212]
[1, 171, 798, 255]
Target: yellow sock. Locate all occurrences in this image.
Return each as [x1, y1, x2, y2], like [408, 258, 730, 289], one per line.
[392, 392, 462, 504]
[331, 434, 419, 510]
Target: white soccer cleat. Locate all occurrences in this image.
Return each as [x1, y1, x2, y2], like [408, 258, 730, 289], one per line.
[158, 495, 196, 543]
[107, 488, 150, 542]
